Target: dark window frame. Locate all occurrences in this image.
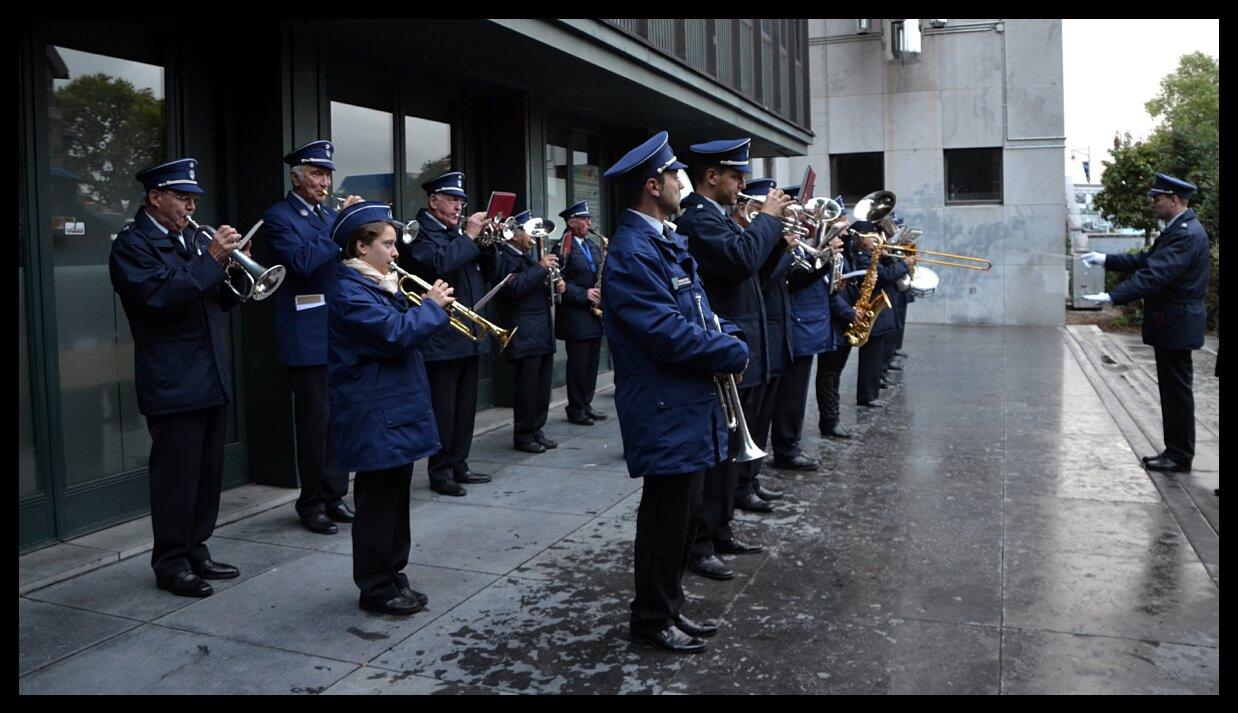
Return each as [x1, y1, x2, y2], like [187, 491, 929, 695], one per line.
[829, 152, 885, 208]
[944, 147, 1004, 205]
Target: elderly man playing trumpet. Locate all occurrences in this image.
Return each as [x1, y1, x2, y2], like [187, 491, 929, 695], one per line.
[261, 140, 363, 535]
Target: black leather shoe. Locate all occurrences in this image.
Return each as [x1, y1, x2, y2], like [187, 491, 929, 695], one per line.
[430, 480, 467, 496]
[773, 453, 818, 471]
[1144, 455, 1190, 473]
[567, 413, 595, 426]
[454, 470, 492, 484]
[879, 379, 891, 389]
[536, 434, 558, 449]
[398, 585, 429, 608]
[894, 350, 908, 358]
[630, 625, 706, 652]
[192, 559, 240, 580]
[754, 482, 784, 501]
[301, 512, 339, 534]
[515, 440, 546, 454]
[1141, 452, 1167, 465]
[157, 571, 214, 598]
[887, 363, 903, 371]
[821, 423, 853, 439]
[688, 555, 734, 580]
[325, 501, 355, 523]
[736, 491, 775, 513]
[585, 408, 608, 421]
[715, 537, 763, 555]
[674, 615, 719, 638]
[359, 594, 423, 616]
[858, 399, 887, 408]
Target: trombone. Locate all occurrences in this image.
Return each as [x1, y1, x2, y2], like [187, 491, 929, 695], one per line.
[880, 243, 992, 271]
[388, 262, 517, 349]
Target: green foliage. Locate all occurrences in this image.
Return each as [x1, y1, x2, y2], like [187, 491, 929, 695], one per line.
[55, 74, 165, 211]
[1091, 51, 1219, 332]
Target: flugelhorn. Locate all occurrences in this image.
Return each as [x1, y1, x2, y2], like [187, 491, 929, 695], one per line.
[185, 217, 285, 302]
[388, 262, 517, 349]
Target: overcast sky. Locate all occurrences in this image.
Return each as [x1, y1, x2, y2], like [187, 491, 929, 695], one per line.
[1063, 18, 1219, 185]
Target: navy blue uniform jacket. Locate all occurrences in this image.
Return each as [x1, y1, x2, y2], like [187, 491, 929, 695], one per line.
[602, 210, 749, 479]
[400, 209, 492, 362]
[486, 243, 556, 361]
[327, 264, 449, 472]
[1107, 209, 1211, 350]
[759, 248, 795, 376]
[260, 193, 340, 366]
[787, 258, 837, 358]
[109, 210, 239, 417]
[677, 193, 784, 388]
[551, 233, 604, 341]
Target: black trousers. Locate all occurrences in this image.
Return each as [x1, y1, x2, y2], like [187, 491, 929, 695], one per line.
[736, 378, 779, 497]
[631, 469, 706, 632]
[425, 356, 480, 486]
[288, 366, 347, 517]
[1154, 347, 1196, 465]
[896, 300, 908, 351]
[857, 332, 892, 404]
[882, 330, 898, 371]
[692, 383, 757, 558]
[816, 343, 852, 432]
[772, 355, 815, 461]
[514, 352, 554, 444]
[146, 404, 227, 581]
[565, 338, 602, 418]
[352, 463, 413, 603]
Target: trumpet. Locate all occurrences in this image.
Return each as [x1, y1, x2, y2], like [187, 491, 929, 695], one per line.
[693, 293, 766, 463]
[185, 218, 285, 302]
[388, 262, 517, 349]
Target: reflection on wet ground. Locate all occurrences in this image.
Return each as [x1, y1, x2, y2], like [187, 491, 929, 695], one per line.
[19, 326, 1218, 694]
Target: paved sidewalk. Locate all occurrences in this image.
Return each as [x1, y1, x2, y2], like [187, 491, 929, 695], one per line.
[18, 326, 1219, 694]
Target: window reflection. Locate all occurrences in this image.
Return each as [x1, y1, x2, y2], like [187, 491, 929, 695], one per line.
[545, 140, 569, 225]
[330, 101, 395, 206]
[48, 45, 166, 485]
[402, 115, 452, 220]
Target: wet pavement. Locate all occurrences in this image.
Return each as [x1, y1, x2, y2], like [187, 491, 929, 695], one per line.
[18, 325, 1219, 694]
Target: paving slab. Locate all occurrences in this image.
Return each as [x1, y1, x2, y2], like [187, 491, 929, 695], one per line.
[406, 500, 592, 575]
[429, 463, 640, 517]
[18, 624, 354, 694]
[1003, 548, 1219, 646]
[1000, 628, 1218, 694]
[19, 598, 141, 676]
[322, 667, 515, 694]
[1003, 495, 1198, 563]
[25, 539, 313, 622]
[19, 542, 116, 593]
[155, 550, 498, 664]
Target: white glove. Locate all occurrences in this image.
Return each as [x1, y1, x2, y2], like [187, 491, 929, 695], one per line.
[1080, 251, 1106, 267]
[1083, 292, 1112, 304]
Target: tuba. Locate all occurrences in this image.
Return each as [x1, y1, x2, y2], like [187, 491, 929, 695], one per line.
[185, 217, 285, 302]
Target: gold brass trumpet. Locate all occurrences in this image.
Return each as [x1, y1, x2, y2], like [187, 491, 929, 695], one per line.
[388, 262, 517, 349]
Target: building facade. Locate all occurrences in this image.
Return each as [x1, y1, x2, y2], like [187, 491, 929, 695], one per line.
[18, 18, 812, 550]
[777, 19, 1066, 327]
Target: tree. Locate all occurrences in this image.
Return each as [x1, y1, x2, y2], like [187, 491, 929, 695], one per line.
[54, 74, 165, 212]
[1093, 132, 1161, 239]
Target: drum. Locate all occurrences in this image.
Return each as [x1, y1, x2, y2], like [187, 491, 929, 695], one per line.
[907, 265, 939, 298]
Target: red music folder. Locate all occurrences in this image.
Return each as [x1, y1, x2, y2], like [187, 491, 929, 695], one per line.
[800, 166, 817, 201]
[485, 191, 517, 221]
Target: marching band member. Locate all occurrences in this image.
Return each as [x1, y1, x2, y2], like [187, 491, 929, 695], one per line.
[677, 141, 789, 581]
[327, 201, 454, 616]
[552, 200, 608, 425]
[487, 210, 564, 453]
[850, 222, 914, 408]
[260, 140, 360, 535]
[770, 184, 843, 471]
[816, 227, 862, 438]
[401, 172, 492, 496]
[602, 131, 748, 652]
[1081, 172, 1211, 473]
[885, 215, 912, 375]
[734, 178, 794, 510]
[109, 158, 242, 598]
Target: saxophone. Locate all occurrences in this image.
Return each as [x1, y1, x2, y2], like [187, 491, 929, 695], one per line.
[843, 232, 893, 348]
[587, 228, 609, 319]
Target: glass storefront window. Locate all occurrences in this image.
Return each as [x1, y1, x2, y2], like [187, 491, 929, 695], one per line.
[545, 133, 569, 227]
[402, 115, 452, 220]
[330, 101, 395, 206]
[47, 45, 166, 485]
[571, 133, 602, 232]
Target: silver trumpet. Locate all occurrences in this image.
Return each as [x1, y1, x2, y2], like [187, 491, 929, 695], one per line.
[693, 293, 766, 463]
[185, 217, 285, 302]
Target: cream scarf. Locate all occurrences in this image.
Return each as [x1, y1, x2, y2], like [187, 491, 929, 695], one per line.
[344, 258, 400, 296]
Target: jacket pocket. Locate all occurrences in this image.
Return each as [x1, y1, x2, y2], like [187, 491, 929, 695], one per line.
[383, 400, 434, 428]
[655, 376, 717, 408]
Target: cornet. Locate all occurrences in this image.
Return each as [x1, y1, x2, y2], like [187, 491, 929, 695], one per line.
[388, 262, 516, 349]
[185, 217, 286, 302]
